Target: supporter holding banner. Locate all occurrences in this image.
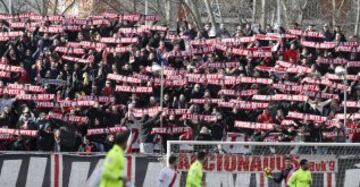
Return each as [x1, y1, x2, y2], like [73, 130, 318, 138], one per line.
[1, 10, 360, 156]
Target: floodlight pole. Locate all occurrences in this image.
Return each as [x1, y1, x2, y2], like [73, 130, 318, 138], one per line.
[159, 57, 164, 154]
[336, 66, 348, 128]
[343, 74, 347, 127]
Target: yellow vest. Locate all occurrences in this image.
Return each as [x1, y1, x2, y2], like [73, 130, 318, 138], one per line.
[185, 160, 203, 187]
[287, 168, 312, 187]
[100, 144, 125, 187]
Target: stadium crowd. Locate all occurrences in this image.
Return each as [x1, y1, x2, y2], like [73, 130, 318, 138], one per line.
[0, 12, 360, 153]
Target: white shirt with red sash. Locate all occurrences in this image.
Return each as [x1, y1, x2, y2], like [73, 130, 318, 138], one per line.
[158, 167, 177, 187]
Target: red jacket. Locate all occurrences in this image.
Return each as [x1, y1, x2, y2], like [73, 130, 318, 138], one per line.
[257, 113, 273, 123]
[284, 49, 299, 63]
[102, 86, 113, 96]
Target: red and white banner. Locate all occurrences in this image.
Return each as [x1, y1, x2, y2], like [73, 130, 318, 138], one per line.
[182, 114, 217, 122]
[16, 94, 55, 101]
[62, 55, 94, 64]
[219, 100, 269, 110]
[288, 29, 324, 38]
[77, 95, 115, 103]
[0, 128, 37, 136]
[48, 112, 89, 124]
[235, 121, 274, 130]
[218, 89, 258, 97]
[272, 84, 319, 92]
[0, 63, 25, 73]
[115, 85, 153, 93]
[342, 101, 360, 108]
[7, 83, 45, 93]
[252, 94, 308, 102]
[0, 87, 25, 95]
[189, 98, 223, 104]
[287, 111, 327, 122]
[87, 126, 128, 136]
[107, 74, 142, 84]
[199, 61, 241, 69]
[0, 71, 10, 78]
[55, 47, 85, 55]
[100, 37, 138, 44]
[151, 127, 191, 135]
[316, 57, 348, 65]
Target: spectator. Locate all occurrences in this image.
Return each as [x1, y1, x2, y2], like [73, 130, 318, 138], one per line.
[195, 126, 213, 141]
[11, 135, 28, 151]
[217, 24, 231, 38]
[37, 123, 55, 151]
[0, 106, 13, 128]
[53, 129, 61, 152]
[350, 120, 360, 142]
[78, 137, 99, 153]
[257, 109, 273, 123]
[139, 112, 161, 154]
[322, 24, 333, 42]
[0, 12, 359, 153]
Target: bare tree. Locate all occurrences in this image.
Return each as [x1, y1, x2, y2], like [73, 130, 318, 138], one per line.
[183, 0, 202, 28]
[276, 0, 281, 25]
[0, 0, 36, 14]
[215, 0, 224, 25]
[260, 0, 266, 27]
[355, 0, 360, 36]
[281, 0, 289, 26]
[297, 0, 308, 26]
[23, 0, 47, 15]
[61, 0, 76, 15]
[204, 0, 217, 31]
[52, 0, 58, 14]
[165, 0, 171, 24]
[103, 0, 123, 12]
[42, 0, 49, 15]
[332, 0, 346, 26]
[0, 0, 9, 13]
[252, 0, 257, 23]
[269, 8, 273, 26]
[280, 0, 308, 27]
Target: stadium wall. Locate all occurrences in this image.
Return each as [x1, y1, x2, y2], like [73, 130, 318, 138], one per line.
[0, 153, 359, 187]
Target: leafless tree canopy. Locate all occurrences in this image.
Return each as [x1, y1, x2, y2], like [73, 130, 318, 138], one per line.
[1, 0, 360, 35]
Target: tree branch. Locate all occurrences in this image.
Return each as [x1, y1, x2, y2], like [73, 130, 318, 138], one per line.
[13, 0, 28, 13]
[61, 0, 76, 15]
[301, 0, 308, 11]
[334, 0, 346, 25]
[156, 0, 164, 17]
[53, 0, 58, 14]
[182, 0, 202, 29]
[0, 0, 9, 13]
[338, 0, 346, 11]
[103, 0, 122, 13]
[337, 0, 346, 18]
[281, 0, 287, 12]
[34, 0, 43, 14]
[281, 0, 289, 26]
[42, 0, 49, 15]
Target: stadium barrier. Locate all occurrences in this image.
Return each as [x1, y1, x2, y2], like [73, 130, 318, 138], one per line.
[167, 141, 360, 187]
[1, 142, 360, 187]
[0, 152, 165, 187]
